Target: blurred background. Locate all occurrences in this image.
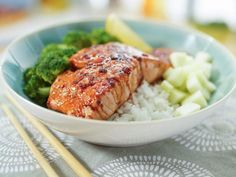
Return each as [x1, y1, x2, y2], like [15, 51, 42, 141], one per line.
[0, 0, 236, 55]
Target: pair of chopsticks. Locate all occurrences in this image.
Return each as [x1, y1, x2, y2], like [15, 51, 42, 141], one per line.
[1, 92, 92, 177]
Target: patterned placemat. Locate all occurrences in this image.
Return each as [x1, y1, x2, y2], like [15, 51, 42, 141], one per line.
[0, 82, 235, 177]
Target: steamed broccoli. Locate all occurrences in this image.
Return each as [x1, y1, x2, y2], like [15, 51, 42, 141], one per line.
[90, 28, 118, 44]
[36, 44, 76, 83]
[38, 44, 76, 62]
[23, 68, 51, 105]
[63, 31, 92, 50]
[63, 29, 118, 50]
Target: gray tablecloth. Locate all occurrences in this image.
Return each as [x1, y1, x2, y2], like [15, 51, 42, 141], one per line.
[0, 79, 236, 177]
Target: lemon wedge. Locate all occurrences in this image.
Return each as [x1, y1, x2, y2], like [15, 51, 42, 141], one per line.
[105, 14, 153, 53]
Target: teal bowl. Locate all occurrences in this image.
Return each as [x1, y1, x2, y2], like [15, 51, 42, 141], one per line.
[1, 19, 236, 146]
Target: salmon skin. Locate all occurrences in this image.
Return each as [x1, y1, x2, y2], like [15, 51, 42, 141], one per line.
[47, 43, 171, 120]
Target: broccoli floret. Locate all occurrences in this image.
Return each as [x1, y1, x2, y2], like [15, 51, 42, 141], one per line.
[39, 44, 60, 59]
[38, 87, 51, 97]
[39, 44, 76, 61]
[63, 29, 118, 50]
[63, 31, 92, 50]
[36, 44, 76, 84]
[90, 28, 119, 44]
[23, 68, 50, 105]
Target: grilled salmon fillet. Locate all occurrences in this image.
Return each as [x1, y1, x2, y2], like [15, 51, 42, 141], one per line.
[70, 43, 170, 83]
[47, 43, 170, 119]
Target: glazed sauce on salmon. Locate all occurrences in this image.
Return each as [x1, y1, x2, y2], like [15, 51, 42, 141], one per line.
[47, 43, 171, 119]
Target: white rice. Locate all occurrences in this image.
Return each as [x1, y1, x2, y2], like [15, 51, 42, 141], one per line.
[109, 81, 176, 122]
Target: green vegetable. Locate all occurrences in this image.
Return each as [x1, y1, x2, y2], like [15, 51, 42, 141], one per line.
[63, 29, 118, 50]
[195, 52, 212, 63]
[169, 88, 187, 105]
[38, 87, 51, 97]
[161, 51, 216, 110]
[91, 28, 119, 44]
[63, 31, 92, 50]
[195, 71, 216, 92]
[174, 103, 201, 116]
[170, 52, 193, 67]
[161, 80, 187, 105]
[36, 44, 76, 84]
[186, 74, 210, 100]
[186, 74, 202, 93]
[160, 80, 174, 93]
[23, 68, 50, 105]
[182, 91, 207, 108]
[164, 67, 188, 88]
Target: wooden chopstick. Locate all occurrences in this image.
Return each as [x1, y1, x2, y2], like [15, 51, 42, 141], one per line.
[6, 93, 92, 177]
[1, 105, 59, 177]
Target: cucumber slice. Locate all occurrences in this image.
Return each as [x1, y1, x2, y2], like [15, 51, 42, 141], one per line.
[169, 88, 187, 105]
[170, 52, 194, 67]
[182, 91, 208, 108]
[186, 74, 210, 100]
[201, 88, 211, 100]
[163, 68, 174, 79]
[174, 102, 201, 116]
[186, 74, 202, 93]
[165, 68, 188, 88]
[105, 14, 153, 53]
[196, 71, 216, 92]
[193, 61, 212, 78]
[195, 52, 212, 63]
[161, 79, 187, 104]
[201, 63, 212, 79]
[163, 51, 214, 107]
[160, 80, 174, 93]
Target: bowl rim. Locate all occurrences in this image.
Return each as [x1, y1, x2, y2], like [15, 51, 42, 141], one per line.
[1, 17, 236, 125]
